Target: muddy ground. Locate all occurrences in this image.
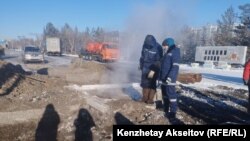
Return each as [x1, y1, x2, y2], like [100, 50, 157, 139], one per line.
[0, 59, 249, 141]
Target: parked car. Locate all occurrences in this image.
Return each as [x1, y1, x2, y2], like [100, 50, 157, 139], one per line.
[22, 46, 44, 63]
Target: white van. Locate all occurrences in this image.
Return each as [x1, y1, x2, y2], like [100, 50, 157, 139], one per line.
[22, 46, 44, 63]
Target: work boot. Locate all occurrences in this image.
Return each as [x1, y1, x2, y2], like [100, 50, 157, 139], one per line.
[164, 112, 175, 119]
[164, 112, 178, 124]
[168, 112, 176, 119]
[141, 88, 150, 103]
[147, 89, 156, 104]
[155, 100, 163, 110]
[167, 112, 184, 125]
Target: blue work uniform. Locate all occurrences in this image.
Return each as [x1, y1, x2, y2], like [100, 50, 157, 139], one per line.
[160, 45, 180, 114]
[140, 36, 162, 89]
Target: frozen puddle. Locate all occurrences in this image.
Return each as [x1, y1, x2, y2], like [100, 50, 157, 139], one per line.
[65, 83, 144, 101]
[66, 83, 140, 91]
[66, 83, 163, 101]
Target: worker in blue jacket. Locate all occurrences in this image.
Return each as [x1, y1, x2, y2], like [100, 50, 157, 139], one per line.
[160, 38, 180, 119]
[139, 35, 163, 104]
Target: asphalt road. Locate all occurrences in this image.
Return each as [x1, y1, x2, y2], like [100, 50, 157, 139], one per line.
[1, 49, 75, 71]
[1, 49, 141, 83]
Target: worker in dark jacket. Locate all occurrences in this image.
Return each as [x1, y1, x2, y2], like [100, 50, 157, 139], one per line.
[243, 59, 250, 114]
[160, 38, 180, 119]
[139, 35, 163, 104]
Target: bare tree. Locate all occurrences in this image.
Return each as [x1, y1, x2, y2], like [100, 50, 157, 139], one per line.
[234, 4, 250, 46]
[179, 26, 197, 63]
[234, 4, 250, 59]
[42, 22, 119, 54]
[43, 22, 59, 37]
[215, 6, 237, 45]
[61, 23, 77, 53]
[91, 27, 105, 43]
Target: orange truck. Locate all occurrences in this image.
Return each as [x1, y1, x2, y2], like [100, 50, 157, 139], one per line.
[80, 42, 119, 62]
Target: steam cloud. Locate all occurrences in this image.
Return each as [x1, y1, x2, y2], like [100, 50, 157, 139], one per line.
[119, 1, 189, 62]
[102, 1, 192, 85]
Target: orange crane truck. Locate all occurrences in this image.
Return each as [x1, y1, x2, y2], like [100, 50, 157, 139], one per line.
[80, 42, 119, 62]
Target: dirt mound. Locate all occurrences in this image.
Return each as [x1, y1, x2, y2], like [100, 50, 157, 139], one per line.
[49, 59, 111, 85]
[49, 59, 140, 85]
[0, 60, 25, 75]
[0, 60, 26, 95]
[67, 59, 107, 84]
[177, 73, 202, 84]
[70, 58, 106, 71]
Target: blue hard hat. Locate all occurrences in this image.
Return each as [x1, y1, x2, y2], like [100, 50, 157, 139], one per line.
[162, 38, 175, 47]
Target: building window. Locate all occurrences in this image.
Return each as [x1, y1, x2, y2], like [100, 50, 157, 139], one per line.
[220, 50, 223, 55]
[208, 50, 211, 55]
[224, 50, 227, 55]
[217, 56, 220, 61]
[212, 50, 215, 55]
[207, 56, 210, 60]
[204, 56, 207, 60]
[213, 56, 216, 61]
[205, 50, 207, 55]
[216, 50, 219, 55]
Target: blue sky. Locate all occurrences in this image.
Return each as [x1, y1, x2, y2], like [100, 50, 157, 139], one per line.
[0, 0, 249, 39]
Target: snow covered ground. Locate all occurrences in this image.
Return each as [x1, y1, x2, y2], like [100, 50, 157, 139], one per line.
[64, 61, 249, 124]
[67, 63, 248, 101]
[180, 64, 247, 91]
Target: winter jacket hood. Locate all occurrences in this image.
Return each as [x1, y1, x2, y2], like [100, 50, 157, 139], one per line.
[143, 35, 157, 49]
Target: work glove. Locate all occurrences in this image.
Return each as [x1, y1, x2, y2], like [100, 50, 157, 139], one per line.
[244, 79, 248, 85]
[165, 77, 172, 84]
[148, 70, 155, 79]
[156, 79, 161, 88]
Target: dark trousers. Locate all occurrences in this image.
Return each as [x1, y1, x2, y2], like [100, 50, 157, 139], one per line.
[161, 85, 178, 114]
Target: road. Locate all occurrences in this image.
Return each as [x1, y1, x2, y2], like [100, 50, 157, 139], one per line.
[1, 49, 76, 72]
[1, 48, 141, 83]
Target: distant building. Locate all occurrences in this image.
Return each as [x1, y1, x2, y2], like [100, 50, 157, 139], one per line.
[205, 25, 218, 39]
[191, 24, 218, 46]
[195, 46, 247, 65]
